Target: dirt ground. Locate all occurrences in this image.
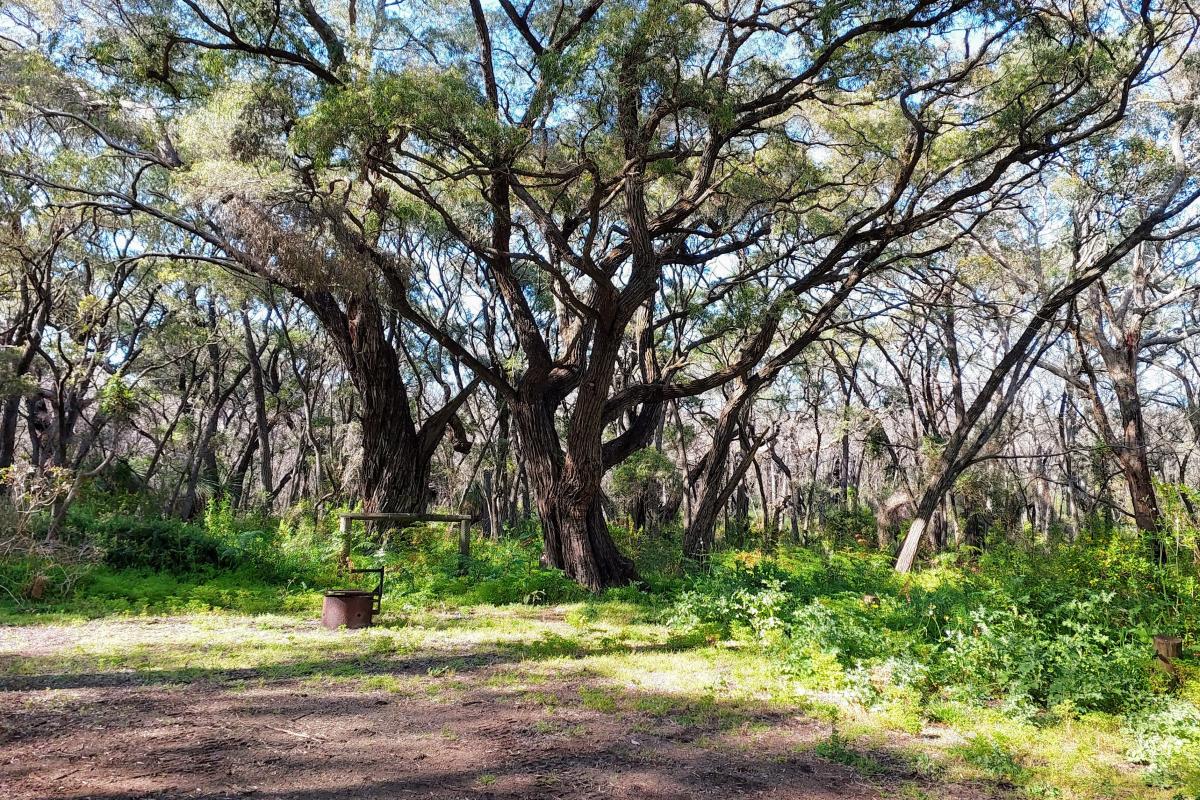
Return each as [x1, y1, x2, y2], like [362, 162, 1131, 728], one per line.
[0, 614, 1003, 800]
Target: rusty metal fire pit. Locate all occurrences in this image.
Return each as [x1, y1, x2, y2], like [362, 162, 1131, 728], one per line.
[321, 567, 384, 630]
[321, 590, 375, 629]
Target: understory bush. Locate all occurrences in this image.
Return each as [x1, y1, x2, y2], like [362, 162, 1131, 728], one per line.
[939, 593, 1148, 712]
[63, 566, 322, 616]
[372, 524, 585, 606]
[0, 496, 337, 611]
[68, 500, 331, 585]
[0, 548, 99, 609]
[90, 515, 228, 573]
[667, 533, 1197, 718]
[1124, 698, 1200, 792]
[662, 533, 1200, 792]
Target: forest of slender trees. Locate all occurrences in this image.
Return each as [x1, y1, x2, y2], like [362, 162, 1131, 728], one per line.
[2, 0, 1200, 590]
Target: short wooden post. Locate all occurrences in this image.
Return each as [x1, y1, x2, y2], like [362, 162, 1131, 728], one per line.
[1154, 634, 1184, 683]
[1154, 634, 1184, 661]
[339, 515, 352, 571]
[457, 517, 470, 575]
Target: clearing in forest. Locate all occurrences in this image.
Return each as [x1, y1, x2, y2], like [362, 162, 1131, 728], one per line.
[0, 604, 1149, 800]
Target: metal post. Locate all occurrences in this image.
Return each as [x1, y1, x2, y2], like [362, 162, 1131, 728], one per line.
[457, 517, 470, 575]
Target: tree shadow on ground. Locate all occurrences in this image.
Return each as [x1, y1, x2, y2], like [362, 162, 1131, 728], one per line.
[0, 628, 706, 692]
[0, 610, 1020, 800]
[1, 653, 1011, 800]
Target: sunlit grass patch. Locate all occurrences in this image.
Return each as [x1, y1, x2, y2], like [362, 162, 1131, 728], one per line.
[811, 732, 887, 776]
[521, 689, 562, 709]
[507, 631, 584, 660]
[2, 568, 1192, 800]
[0, 615, 427, 686]
[951, 733, 1027, 783]
[631, 694, 678, 715]
[481, 668, 525, 688]
[358, 674, 415, 694]
[578, 686, 618, 712]
[566, 598, 660, 628]
[918, 703, 1172, 798]
[528, 714, 588, 737]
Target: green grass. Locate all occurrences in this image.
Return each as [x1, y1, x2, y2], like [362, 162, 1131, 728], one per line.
[813, 732, 887, 776]
[0, 566, 323, 623]
[0, 595, 1186, 799]
[2, 517, 1198, 799]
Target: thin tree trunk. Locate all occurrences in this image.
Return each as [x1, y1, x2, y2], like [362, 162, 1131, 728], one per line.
[894, 215, 1172, 572]
[242, 308, 273, 507]
[0, 395, 20, 470]
[1111, 365, 1167, 561]
[683, 394, 749, 558]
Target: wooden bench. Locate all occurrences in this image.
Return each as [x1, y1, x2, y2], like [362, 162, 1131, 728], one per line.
[338, 512, 473, 575]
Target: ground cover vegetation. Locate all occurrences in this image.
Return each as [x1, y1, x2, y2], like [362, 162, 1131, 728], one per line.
[2, 0, 1200, 797]
[4, 504, 1200, 797]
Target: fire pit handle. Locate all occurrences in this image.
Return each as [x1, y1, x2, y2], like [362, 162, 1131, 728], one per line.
[350, 567, 384, 614]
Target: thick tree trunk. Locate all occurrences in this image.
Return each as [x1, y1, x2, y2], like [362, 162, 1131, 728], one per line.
[359, 401, 428, 514]
[545, 494, 637, 591]
[304, 291, 476, 516]
[685, 437, 766, 558]
[358, 374, 477, 516]
[512, 400, 637, 592]
[1121, 452, 1164, 558]
[685, 446, 733, 558]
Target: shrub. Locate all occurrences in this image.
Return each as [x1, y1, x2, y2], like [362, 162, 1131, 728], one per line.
[1124, 698, 1200, 791]
[376, 526, 584, 607]
[938, 595, 1150, 713]
[953, 734, 1027, 782]
[823, 504, 877, 547]
[665, 537, 1188, 718]
[64, 499, 331, 585]
[92, 516, 227, 573]
[0, 549, 99, 607]
[786, 596, 897, 664]
[65, 567, 321, 616]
